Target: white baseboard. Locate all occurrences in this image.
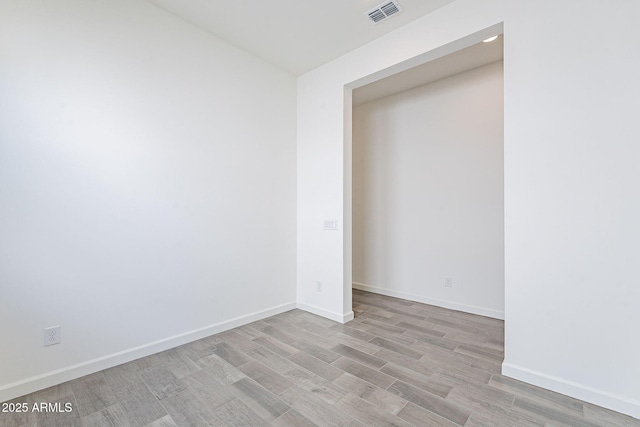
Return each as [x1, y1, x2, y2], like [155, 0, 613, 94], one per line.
[296, 302, 354, 324]
[0, 301, 296, 403]
[352, 282, 504, 320]
[502, 362, 640, 420]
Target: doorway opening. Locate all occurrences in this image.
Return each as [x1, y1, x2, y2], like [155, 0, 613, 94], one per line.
[346, 29, 505, 321]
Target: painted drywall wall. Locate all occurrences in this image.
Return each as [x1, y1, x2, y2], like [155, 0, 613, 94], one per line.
[0, 0, 297, 401]
[352, 61, 504, 319]
[297, 0, 640, 418]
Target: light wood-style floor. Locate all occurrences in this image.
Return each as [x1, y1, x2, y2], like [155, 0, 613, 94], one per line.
[3, 290, 638, 426]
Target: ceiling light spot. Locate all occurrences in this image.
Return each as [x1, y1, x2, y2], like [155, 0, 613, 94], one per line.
[483, 36, 499, 43]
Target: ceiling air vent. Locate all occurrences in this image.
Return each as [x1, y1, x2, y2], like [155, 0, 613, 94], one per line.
[365, 1, 403, 25]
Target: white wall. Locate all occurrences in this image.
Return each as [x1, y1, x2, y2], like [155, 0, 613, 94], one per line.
[0, 0, 297, 401]
[297, 0, 640, 418]
[353, 61, 504, 319]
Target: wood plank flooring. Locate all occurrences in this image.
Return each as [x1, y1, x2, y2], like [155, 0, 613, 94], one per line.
[2, 290, 638, 426]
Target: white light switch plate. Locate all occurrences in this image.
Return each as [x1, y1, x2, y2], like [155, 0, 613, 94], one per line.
[323, 220, 338, 230]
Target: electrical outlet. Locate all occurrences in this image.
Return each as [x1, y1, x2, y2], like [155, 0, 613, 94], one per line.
[44, 326, 61, 347]
[316, 281, 323, 292]
[444, 277, 453, 288]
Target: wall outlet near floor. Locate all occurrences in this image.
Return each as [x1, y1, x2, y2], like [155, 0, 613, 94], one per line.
[316, 281, 323, 292]
[444, 277, 453, 288]
[44, 326, 61, 347]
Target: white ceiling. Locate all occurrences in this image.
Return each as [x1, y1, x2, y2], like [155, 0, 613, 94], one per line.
[145, 0, 455, 75]
[353, 36, 503, 105]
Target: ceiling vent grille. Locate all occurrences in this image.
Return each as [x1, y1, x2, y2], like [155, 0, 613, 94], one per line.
[365, 1, 403, 24]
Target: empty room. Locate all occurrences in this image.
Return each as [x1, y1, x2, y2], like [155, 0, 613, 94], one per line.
[1, 1, 638, 426]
